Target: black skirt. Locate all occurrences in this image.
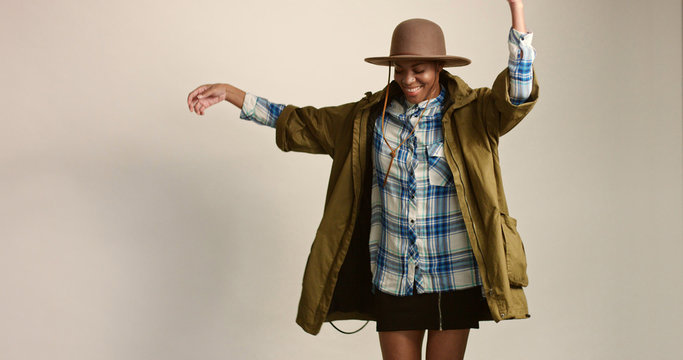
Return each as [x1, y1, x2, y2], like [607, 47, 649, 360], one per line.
[373, 286, 489, 332]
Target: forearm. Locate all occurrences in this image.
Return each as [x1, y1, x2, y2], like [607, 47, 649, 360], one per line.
[508, 1, 527, 33]
[507, 28, 535, 105]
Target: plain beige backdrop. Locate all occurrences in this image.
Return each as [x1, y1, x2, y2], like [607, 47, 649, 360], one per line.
[1, 1, 681, 359]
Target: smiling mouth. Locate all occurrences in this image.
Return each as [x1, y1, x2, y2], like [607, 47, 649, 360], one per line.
[403, 86, 423, 95]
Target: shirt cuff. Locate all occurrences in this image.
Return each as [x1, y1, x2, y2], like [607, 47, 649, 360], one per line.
[508, 27, 536, 63]
[239, 92, 258, 121]
[510, 27, 533, 45]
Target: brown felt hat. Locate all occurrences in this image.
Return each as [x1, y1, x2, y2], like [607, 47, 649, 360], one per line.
[365, 18, 471, 67]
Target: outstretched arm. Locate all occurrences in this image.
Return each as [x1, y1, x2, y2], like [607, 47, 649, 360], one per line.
[186, 82, 285, 130]
[508, 0, 527, 33]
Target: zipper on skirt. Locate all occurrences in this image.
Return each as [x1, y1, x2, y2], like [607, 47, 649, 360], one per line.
[438, 292, 443, 330]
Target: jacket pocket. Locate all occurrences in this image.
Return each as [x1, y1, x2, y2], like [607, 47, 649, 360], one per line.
[501, 213, 529, 287]
[427, 142, 454, 187]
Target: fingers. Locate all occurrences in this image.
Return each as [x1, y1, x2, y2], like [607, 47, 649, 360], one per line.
[187, 84, 210, 113]
[194, 98, 203, 115]
[194, 96, 209, 115]
[194, 95, 217, 116]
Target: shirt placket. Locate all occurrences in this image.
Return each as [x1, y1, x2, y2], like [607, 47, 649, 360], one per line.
[405, 108, 423, 294]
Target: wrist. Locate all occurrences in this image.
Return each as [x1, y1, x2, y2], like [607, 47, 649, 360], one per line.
[223, 84, 246, 109]
[223, 84, 234, 101]
[508, 2, 524, 10]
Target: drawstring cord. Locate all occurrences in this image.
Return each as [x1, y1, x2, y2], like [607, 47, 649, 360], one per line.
[330, 320, 370, 334]
[379, 64, 432, 187]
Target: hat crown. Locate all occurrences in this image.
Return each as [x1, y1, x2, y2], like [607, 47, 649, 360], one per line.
[390, 18, 447, 57]
[364, 18, 470, 67]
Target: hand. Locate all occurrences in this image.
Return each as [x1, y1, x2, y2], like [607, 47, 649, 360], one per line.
[187, 83, 229, 116]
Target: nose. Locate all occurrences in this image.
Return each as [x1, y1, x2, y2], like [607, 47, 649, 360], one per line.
[402, 74, 416, 86]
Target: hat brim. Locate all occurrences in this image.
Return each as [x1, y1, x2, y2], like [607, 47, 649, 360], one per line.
[364, 55, 471, 67]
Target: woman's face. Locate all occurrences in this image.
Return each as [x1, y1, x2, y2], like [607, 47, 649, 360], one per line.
[393, 60, 443, 104]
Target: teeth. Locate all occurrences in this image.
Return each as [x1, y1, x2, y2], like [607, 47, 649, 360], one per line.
[405, 86, 422, 93]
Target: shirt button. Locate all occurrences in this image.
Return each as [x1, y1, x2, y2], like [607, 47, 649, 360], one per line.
[410, 219, 415, 224]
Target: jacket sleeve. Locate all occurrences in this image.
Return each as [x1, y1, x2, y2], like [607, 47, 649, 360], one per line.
[275, 101, 358, 156]
[483, 67, 539, 137]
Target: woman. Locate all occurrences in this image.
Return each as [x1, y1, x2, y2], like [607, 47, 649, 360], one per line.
[187, 1, 537, 359]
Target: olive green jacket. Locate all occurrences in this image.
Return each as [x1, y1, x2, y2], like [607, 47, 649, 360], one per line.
[274, 68, 539, 335]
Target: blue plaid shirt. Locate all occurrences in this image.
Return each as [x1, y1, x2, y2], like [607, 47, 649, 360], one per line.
[240, 27, 535, 296]
[369, 86, 482, 296]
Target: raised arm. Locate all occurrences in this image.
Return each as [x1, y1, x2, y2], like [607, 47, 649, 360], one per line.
[508, 0, 527, 33]
[480, 0, 538, 137]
